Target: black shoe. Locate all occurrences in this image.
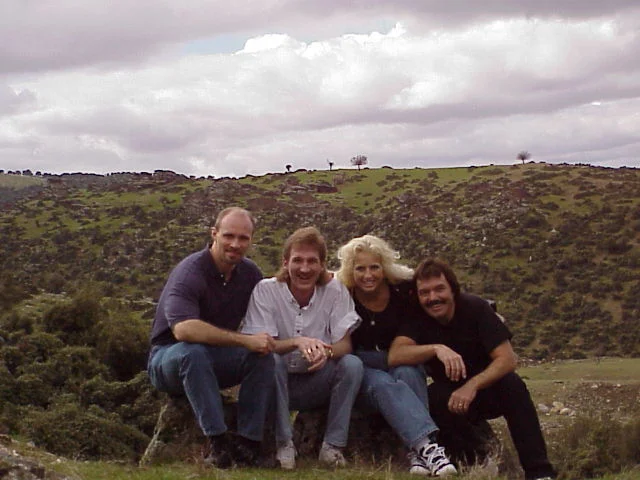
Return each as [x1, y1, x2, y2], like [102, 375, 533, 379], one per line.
[204, 434, 235, 469]
[228, 433, 261, 467]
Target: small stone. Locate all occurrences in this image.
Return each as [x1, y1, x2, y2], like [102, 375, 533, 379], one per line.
[537, 404, 550, 413]
[559, 408, 572, 416]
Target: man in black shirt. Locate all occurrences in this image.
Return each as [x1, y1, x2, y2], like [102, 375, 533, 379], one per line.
[389, 258, 555, 480]
[148, 207, 276, 468]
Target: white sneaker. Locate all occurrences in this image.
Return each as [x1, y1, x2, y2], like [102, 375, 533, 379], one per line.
[408, 450, 430, 475]
[318, 442, 347, 467]
[276, 440, 296, 470]
[416, 442, 457, 477]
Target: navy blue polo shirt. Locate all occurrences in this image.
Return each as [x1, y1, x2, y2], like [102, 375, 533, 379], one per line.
[150, 247, 262, 346]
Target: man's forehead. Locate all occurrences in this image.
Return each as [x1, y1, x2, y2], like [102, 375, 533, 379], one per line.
[417, 274, 449, 288]
[289, 243, 321, 259]
[217, 212, 253, 231]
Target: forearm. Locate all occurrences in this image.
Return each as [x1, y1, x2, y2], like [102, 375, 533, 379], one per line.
[330, 336, 352, 359]
[273, 337, 300, 355]
[388, 343, 439, 366]
[172, 319, 253, 349]
[465, 353, 517, 391]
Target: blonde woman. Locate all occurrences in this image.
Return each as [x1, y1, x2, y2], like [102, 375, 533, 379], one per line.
[336, 235, 456, 477]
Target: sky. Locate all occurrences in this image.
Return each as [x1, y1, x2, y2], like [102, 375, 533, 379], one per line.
[1, 1, 639, 178]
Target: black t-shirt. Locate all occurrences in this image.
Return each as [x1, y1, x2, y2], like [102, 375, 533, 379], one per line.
[352, 281, 421, 352]
[398, 293, 512, 386]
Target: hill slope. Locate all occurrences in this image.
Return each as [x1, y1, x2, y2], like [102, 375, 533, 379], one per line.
[1, 163, 639, 360]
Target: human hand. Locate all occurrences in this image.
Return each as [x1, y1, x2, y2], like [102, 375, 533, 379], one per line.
[297, 337, 331, 363]
[434, 345, 467, 382]
[448, 383, 477, 415]
[245, 332, 275, 355]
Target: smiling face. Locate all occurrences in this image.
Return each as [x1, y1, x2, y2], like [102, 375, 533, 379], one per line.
[416, 273, 456, 323]
[284, 243, 324, 300]
[353, 251, 385, 295]
[210, 211, 253, 273]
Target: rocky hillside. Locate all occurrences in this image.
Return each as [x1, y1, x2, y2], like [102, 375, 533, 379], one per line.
[1, 163, 639, 360]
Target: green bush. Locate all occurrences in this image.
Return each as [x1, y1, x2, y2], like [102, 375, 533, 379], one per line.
[24, 401, 150, 460]
[95, 313, 149, 381]
[552, 415, 640, 479]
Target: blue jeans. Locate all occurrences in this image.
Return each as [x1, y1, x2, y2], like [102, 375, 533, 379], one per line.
[147, 343, 275, 441]
[356, 351, 438, 449]
[274, 353, 363, 447]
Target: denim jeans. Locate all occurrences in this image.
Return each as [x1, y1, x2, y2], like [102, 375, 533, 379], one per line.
[356, 351, 438, 449]
[147, 343, 275, 441]
[429, 372, 556, 479]
[273, 353, 363, 447]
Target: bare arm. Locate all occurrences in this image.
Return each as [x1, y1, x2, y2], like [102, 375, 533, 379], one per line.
[449, 340, 518, 414]
[172, 319, 274, 355]
[388, 335, 439, 365]
[389, 335, 468, 381]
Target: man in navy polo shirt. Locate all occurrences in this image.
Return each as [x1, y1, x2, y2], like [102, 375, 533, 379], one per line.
[148, 207, 276, 468]
[389, 258, 556, 480]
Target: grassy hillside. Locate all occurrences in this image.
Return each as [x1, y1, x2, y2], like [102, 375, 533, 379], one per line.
[1, 164, 638, 361]
[0, 164, 639, 478]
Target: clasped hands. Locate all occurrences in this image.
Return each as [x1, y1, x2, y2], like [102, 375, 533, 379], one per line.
[297, 337, 333, 372]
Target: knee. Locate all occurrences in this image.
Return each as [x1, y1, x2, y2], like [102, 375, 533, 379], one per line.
[249, 351, 276, 373]
[178, 343, 210, 367]
[337, 354, 364, 381]
[497, 372, 530, 397]
[392, 365, 425, 382]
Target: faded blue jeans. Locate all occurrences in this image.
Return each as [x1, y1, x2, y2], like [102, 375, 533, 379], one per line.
[274, 353, 364, 447]
[147, 343, 275, 441]
[356, 350, 438, 449]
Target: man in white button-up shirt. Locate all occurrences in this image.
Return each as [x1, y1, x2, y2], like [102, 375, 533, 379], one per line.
[242, 226, 363, 469]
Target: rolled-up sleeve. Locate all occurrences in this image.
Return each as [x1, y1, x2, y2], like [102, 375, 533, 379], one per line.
[328, 280, 362, 343]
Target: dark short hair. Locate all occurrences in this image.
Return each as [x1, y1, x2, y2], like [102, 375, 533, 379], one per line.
[213, 207, 256, 232]
[276, 226, 329, 285]
[413, 257, 461, 299]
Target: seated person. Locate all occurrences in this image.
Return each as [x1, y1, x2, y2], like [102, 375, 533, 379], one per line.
[241, 227, 363, 469]
[389, 257, 556, 480]
[335, 235, 456, 477]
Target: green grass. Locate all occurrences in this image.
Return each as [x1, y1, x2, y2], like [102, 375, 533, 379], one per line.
[519, 357, 640, 383]
[0, 172, 45, 188]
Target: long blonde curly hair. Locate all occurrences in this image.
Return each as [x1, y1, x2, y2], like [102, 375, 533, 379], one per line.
[335, 235, 413, 289]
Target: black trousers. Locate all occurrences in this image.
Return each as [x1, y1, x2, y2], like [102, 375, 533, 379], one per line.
[428, 372, 555, 479]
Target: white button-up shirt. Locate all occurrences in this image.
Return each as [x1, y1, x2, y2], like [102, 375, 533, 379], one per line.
[241, 277, 361, 371]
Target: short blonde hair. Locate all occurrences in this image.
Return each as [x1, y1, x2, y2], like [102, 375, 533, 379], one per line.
[335, 235, 413, 289]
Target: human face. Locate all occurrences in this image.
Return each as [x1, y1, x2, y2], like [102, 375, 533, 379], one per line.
[210, 212, 253, 271]
[353, 251, 385, 295]
[284, 243, 324, 298]
[416, 274, 456, 323]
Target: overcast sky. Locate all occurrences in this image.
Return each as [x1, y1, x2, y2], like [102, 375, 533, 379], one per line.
[1, 1, 639, 178]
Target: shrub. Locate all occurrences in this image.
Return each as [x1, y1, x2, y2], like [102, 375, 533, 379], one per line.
[552, 415, 640, 479]
[23, 401, 150, 460]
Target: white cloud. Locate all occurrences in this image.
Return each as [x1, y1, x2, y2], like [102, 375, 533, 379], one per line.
[1, 1, 639, 176]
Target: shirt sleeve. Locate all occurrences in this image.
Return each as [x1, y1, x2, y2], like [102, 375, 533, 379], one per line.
[163, 271, 205, 327]
[241, 280, 279, 337]
[476, 298, 512, 354]
[327, 280, 362, 343]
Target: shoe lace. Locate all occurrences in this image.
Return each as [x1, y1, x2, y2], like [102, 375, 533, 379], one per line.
[421, 444, 451, 471]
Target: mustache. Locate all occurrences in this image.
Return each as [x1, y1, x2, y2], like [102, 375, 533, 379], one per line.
[425, 299, 445, 308]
